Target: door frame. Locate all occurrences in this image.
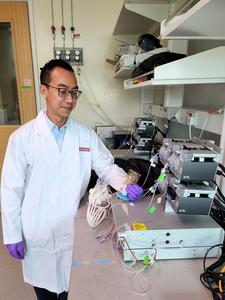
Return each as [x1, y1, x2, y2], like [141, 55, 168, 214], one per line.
[0, 0, 41, 112]
[0, 1, 39, 174]
[26, 0, 42, 112]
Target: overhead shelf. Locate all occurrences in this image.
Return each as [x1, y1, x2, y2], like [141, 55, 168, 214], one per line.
[113, 4, 155, 36]
[124, 2, 173, 23]
[113, 1, 173, 36]
[124, 46, 225, 89]
[161, 0, 225, 40]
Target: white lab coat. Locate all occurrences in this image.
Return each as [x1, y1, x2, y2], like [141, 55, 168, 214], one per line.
[1, 110, 127, 293]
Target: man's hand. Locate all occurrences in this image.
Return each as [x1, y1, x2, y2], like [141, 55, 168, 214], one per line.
[126, 183, 143, 201]
[7, 241, 25, 260]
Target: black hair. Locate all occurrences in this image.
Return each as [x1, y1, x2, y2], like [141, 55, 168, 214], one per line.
[40, 59, 75, 85]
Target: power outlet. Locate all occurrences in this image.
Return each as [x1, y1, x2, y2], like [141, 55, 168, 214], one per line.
[186, 112, 196, 126]
[143, 103, 151, 113]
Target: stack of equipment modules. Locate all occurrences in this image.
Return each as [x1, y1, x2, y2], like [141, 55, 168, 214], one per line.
[160, 138, 220, 215]
[132, 117, 155, 154]
[112, 138, 224, 262]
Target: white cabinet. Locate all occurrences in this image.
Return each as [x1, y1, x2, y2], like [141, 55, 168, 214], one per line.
[161, 0, 225, 40]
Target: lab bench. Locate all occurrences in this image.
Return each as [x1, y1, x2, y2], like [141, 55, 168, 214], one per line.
[68, 198, 215, 300]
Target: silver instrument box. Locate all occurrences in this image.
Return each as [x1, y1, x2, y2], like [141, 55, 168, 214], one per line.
[164, 176, 217, 215]
[160, 138, 220, 181]
[112, 197, 223, 262]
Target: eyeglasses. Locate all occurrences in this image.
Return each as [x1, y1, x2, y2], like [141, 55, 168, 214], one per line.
[44, 84, 82, 100]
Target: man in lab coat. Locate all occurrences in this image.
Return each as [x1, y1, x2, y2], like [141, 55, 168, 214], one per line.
[1, 59, 143, 300]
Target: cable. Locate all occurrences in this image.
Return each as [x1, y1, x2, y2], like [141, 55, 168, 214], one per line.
[211, 198, 225, 229]
[95, 223, 115, 244]
[141, 153, 159, 188]
[110, 223, 155, 296]
[61, 0, 64, 25]
[70, 0, 75, 48]
[214, 198, 225, 210]
[216, 192, 225, 204]
[148, 126, 165, 159]
[78, 69, 126, 128]
[128, 163, 169, 227]
[111, 224, 137, 273]
[219, 163, 225, 174]
[164, 116, 177, 137]
[214, 182, 225, 203]
[123, 161, 164, 206]
[148, 128, 158, 158]
[200, 244, 224, 299]
[199, 115, 210, 139]
[114, 145, 133, 158]
[217, 170, 225, 178]
[116, 131, 132, 150]
[129, 266, 152, 296]
[127, 181, 160, 230]
[61, 0, 66, 48]
[219, 265, 225, 293]
[203, 244, 223, 272]
[93, 160, 168, 295]
[71, 0, 74, 27]
[147, 182, 158, 211]
[189, 122, 192, 140]
[50, 0, 55, 29]
[101, 163, 169, 295]
[50, 0, 56, 48]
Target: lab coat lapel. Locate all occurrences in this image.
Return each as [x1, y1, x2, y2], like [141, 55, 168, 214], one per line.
[34, 110, 60, 152]
[60, 119, 76, 157]
[34, 110, 76, 156]
[34, 110, 52, 136]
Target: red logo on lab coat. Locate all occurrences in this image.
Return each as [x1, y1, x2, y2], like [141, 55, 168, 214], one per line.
[79, 147, 90, 152]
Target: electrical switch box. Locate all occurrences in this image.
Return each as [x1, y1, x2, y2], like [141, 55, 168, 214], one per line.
[53, 47, 83, 65]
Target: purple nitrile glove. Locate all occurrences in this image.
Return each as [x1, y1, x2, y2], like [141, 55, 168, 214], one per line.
[7, 241, 25, 260]
[126, 183, 143, 201]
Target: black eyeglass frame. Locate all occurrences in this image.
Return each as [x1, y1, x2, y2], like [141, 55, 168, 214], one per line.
[43, 84, 82, 100]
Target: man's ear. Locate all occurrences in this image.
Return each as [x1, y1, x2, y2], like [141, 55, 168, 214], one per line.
[40, 84, 47, 97]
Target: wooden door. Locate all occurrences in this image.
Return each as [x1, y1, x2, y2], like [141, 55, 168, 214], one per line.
[0, 1, 37, 175]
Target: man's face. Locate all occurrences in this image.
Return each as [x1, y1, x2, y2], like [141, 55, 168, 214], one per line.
[40, 67, 78, 120]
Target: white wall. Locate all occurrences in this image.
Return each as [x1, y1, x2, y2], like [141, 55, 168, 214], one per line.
[184, 40, 225, 108]
[32, 0, 141, 129]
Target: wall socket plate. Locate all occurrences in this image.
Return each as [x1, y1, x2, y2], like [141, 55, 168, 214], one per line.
[53, 47, 83, 65]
